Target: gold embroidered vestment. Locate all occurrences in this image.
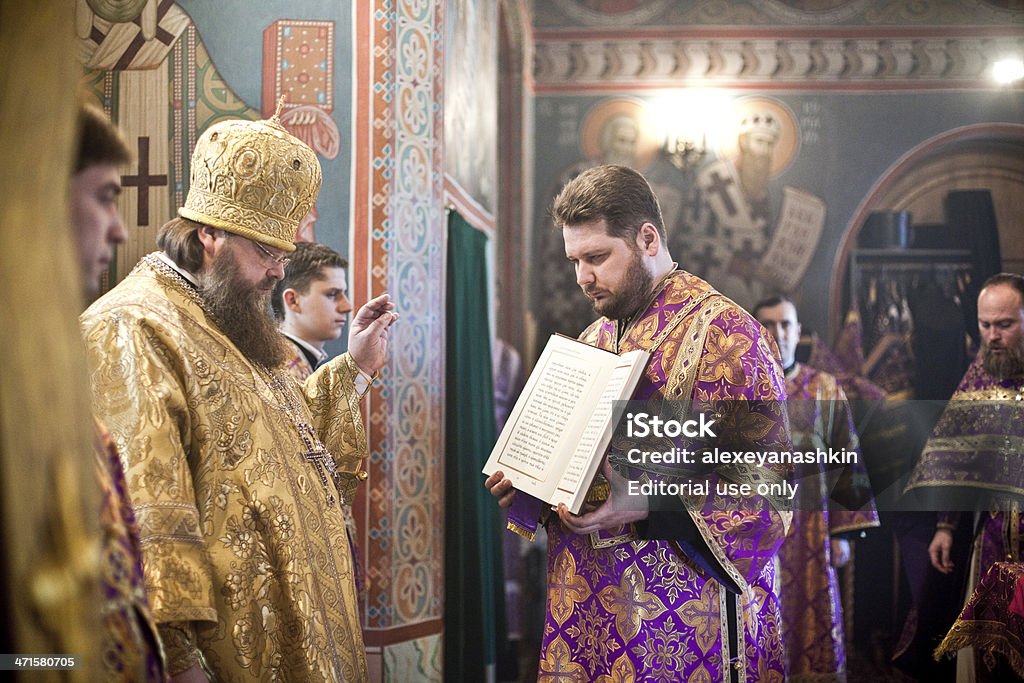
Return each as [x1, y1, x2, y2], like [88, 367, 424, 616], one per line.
[81, 255, 368, 681]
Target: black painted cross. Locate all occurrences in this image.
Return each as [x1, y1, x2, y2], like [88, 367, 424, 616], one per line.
[689, 243, 724, 278]
[705, 170, 738, 217]
[121, 136, 167, 226]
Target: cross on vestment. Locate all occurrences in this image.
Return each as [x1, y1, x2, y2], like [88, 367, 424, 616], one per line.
[728, 241, 764, 281]
[298, 423, 340, 507]
[689, 243, 725, 279]
[121, 136, 168, 225]
[706, 170, 738, 217]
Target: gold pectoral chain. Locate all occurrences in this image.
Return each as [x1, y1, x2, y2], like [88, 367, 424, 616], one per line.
[149, 257, 346, 507]
[262, 368, 342, 507]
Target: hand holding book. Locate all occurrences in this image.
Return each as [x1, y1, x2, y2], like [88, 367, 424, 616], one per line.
[555, 459, 649, 535]
[482, 334, 650, 514]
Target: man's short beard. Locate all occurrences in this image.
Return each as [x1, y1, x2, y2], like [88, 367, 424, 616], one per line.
[589, 248, 653, 322]
[198, 243, 286, 369]
[982, 339, 1024, 380]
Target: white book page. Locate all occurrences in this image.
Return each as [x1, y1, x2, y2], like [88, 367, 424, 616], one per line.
[493, 346, 603, 484]
[555, 359, 636, 495]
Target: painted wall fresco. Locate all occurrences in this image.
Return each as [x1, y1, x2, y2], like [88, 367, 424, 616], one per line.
[351, 2, 446, 680]
[528, 0, 1024, 348]
[78, 5, 353, 342]
[445, 0, 499, 214]
[176, 1, 352, 259]
[77, 1, 352, 354]
[76, 3, 449, 680]
[522, 14, 1024, 679]
[531, 88, 1024, 348]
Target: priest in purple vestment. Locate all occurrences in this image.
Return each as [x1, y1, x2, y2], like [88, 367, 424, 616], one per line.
[487, 165, 793, 682]
[755, 296, 879, 683]
[904, 272, 1024, 681]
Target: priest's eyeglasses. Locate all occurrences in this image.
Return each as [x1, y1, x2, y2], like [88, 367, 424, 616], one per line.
[252, 239, 292, 267]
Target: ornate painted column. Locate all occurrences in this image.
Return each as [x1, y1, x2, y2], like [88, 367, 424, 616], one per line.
[352, 1, 446, 680]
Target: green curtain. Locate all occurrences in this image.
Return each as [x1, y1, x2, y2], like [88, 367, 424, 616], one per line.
[444, 210, 508, 681]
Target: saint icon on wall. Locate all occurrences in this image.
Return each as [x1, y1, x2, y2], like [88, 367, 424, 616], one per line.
[675, 96, 826, 309]
[533, 97, 663, 343]
[577, 98, 662, 170]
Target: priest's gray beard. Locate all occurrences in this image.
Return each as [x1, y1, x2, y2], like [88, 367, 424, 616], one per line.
[199, 244, 287, 369]
[982, 337, 1024, 381]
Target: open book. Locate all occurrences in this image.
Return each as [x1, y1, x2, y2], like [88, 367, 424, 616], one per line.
[482, 334, 650, 514]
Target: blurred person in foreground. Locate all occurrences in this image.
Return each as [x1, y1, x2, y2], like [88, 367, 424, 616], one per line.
[73, 101, 165, 680]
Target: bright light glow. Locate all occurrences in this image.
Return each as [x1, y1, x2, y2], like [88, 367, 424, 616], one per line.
[647, 90, 733, 151]
[992, 57, 1024, 85]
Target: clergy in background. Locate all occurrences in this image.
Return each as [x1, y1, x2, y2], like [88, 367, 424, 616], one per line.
[905, 272, 1024, 681]
[755, 295, 879, 683]
[271, 241, 354, 382]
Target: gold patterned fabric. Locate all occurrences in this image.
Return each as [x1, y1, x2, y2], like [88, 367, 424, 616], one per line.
[935, 561, 1024, 679]
[179, 116, 322, 252]
[80, 255, 367, 681]
[281, 336, 316, 383]
[93, 418, 165, 681]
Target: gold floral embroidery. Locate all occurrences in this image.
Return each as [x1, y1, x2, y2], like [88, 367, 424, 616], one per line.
[715, 401, 778, 443]
[549, 548, 592, 626]
[638, 544, 699, 604]
[698, 325, 752, 385]
[596, 563, 667, 642]
[631, 615, 692, 680]
[746, 584, 771, 644]
[595, 652, 636, 683]
[686, 664, 714, 683]
[564, 601, 621, 672]
[632, 314, 661, 347]
[82, 257, 367, 680]
[538, 636, 589, 682]
[680, 580, 720, 654]
[754, 655, 786, 683]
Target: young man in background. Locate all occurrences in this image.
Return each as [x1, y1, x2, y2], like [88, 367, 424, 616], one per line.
[271, 241, 353, 381]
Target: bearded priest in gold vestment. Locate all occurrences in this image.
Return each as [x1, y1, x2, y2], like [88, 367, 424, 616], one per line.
[81, 112, 397, 682]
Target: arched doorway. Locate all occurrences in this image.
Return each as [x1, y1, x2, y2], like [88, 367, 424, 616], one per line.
[830, 123, 1024, 339]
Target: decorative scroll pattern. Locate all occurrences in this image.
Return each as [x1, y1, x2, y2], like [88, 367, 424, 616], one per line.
[360, 0, 445, 639]
[534, 35, 1024, 90]
[535, 0, 1024, 28]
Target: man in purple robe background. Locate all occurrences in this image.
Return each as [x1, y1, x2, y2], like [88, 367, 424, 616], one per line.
[905, 272, 1024, 681]
[487, 165, 792, 682]
[755, 295, 879, 683]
